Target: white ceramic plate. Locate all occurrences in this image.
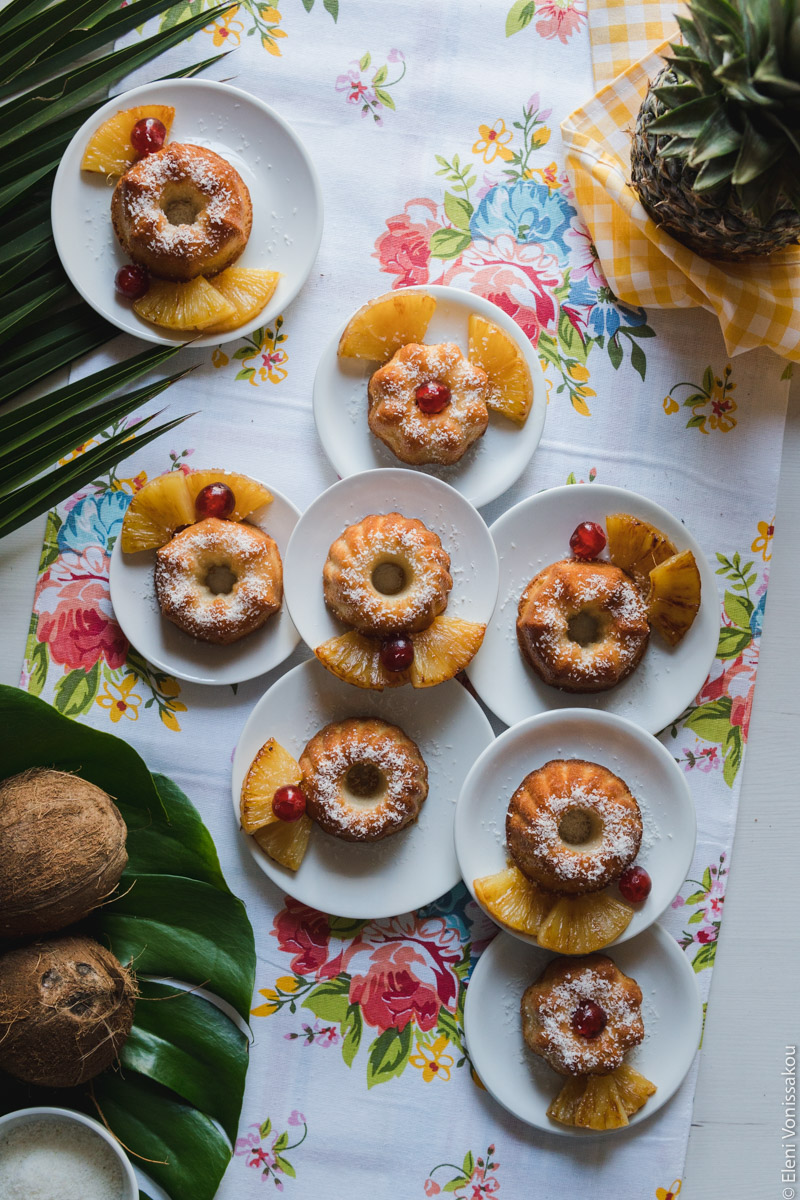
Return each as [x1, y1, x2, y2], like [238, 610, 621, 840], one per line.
[282, 468, 499, 656]
[51, 79, 323, 346]
[464, 925, 702, 1135]
[467, 484, 718, 734]
[313, 285, 547, 508]
[232, 658, 495, 917]
[455, 708, 696, 948]
[109, 483, 301, 685]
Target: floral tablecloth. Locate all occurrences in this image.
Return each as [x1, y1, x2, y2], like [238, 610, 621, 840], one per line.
[20, 2, 791, 1196]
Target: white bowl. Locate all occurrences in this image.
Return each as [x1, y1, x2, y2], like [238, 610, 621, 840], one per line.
[313, 285, 548, 508]
[0, 1107, 138, 1198]
[51, 78, 323, 347]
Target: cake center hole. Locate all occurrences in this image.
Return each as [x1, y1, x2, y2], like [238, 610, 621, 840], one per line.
[567, 610, 601, 646]
[205, 564, 237, 595]
[372, 561, 407, 596]
[345, 763, 384, 799]
[558, 808, 601, 847]
[161, 185, 207, 226]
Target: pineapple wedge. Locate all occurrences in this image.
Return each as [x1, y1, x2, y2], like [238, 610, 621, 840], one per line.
[315, 631, 410, 691]
[473, 864, 553, 936]
[648, 549, 701, 646]
[408, 617, 486, 687]
[120, 471, 195, 553]
[204, 268, 281, 334]
[185, 469, 273, 522]
[536, 893, 633, 954]
[81, 105, 175, 176]
[133, 277, 236, 331]
[240, 737, 303, 833]
[338, 291, 436, 361]
[547, 1064, 656, 1129]
[606, 513, 677, 588]
[467, 314, 533, 424]
[254, 816, 313, 871]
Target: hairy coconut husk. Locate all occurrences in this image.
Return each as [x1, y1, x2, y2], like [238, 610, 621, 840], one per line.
[0, 935, 136, 1087]
[0, 768, 128, 938]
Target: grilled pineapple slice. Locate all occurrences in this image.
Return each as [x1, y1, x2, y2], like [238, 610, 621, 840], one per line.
[240, 737, 303, 833]
[338, 291, 436, 361]
[473, 865, 553, 936]
[81, 104, 175, 176]
[547, 1064, 656, 1129]
[254, 816, 313, 871]
[185, 469, 272, 522]
[468, 314, 533, 424]
[133, 277, 236, 331]
[204, 268, 281, 333]
[606, 513, 677, 588]
[648, 549, 701, 646]
[536, 892, 633, 954]
[120, 471, 195, 553]
[408, 617, 486, 687]
[315, 631, 410, 690]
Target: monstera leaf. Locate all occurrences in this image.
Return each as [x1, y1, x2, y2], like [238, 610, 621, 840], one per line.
[0, 686, 255, 1200]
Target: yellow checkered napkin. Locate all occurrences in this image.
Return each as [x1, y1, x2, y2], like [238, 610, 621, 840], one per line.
[587, 0, 680, 87]
[562, 29, 800, 361]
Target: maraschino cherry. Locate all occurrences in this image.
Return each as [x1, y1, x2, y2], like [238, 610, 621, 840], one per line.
[115, 264, 149, 299]
[131, 117, 167, 156]
[569, 520, 606, 560]
[380, 635, 414, 672]
[272, 785, 307, 822]
[571, 1000, 607, 1039]
[195, 482, 236, 520]
[618, 865, 652, 903]
[415, 381, 451, 414]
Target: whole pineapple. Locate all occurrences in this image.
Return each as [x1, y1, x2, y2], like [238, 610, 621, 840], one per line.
[630, 0, 800, 260]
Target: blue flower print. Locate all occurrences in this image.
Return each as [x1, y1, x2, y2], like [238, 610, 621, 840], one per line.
[58, 489, 131, 556]
[470, 180, 576, 259]
[586, 288, 648, 338]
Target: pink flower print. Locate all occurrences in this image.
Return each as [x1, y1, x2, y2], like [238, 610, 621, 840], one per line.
[696, 925, 717, 945]
[34, 546, 128, 671]
[444, 234, 562, 346]
[374, 197, 442, 287]
[235, 1127, 261, 1156]
[424, 1182, 441, 1197]
[250, 1147, 275, 1171]
[535, 0, 587, 43]
[526, 92, 552, 121]
[388, 47, 404, 62]
[566, 225, 608, 292]
[288, 1110, 305, 1126]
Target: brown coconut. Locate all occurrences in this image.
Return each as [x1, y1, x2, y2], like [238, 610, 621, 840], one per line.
[0, 768, 128, 938]
[0, 935, 136, 1087]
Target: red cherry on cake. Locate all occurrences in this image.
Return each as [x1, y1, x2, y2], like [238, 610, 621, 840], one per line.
[618, 865, 652, 903]
[571, 1000, 607, 1039]
[380, 635, 414, 672]
[272, 785, 307, 822]
[195, 482, 236, 520]
[569, 520, 607, 560]
[415, 381, 451, 414]
[131, 117, 167, 156]
[115, 264, 149, 299]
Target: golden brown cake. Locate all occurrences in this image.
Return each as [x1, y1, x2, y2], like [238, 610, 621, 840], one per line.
[299, 717, 428, 842]
[516, 559, 649, 693]
[323, 512, 452, 636]
[521, 954, 644, 1077]
[154, 517, 282, 644]
[111, 144, 252, 281]
[367, 342, 489, 465]
[506, 759, 642, 894]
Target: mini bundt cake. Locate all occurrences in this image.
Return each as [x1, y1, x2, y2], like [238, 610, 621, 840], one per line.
[367, 342, 489, 465]
[506, 759, 642, 894]
[299, 717, 428, 842]
[154, 517, 282, 644]
[521, 954, 644, 1077]
[517, 559, 649, 693]
[111, 143, 252, 281]
[323, 512, 452, 636]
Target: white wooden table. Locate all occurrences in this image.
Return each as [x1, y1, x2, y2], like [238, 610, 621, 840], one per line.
[1, 384, 797, 1198]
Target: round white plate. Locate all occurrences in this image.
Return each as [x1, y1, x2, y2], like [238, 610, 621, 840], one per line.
[455, 708, 696, 948]
[232, 658, 495, 917]
[464, 924, 702, 1135]
[467, 484, 718, 734]
[51, 79, 323, 346]
[109, 483, 301, 685]
[282, 468, 499, 655]
[313, 285, 547, 508]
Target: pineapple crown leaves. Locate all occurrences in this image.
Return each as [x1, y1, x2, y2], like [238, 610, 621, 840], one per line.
[648, 0, 800, 219]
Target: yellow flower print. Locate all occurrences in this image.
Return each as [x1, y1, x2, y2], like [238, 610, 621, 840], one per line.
[212, 348, 229, 368]
[208, 6, 244, 48]
[472, 119, 514, 164]
[251, 987, 281, 1017]
[531, 126, 551, 149]
[664, 363, 737, 434]
[568, 362, 590, 384]
[663, 395, 679, 415]
[526, 159, 561, 190]
[752, 518, 775, 562]
[114, 470, 148, 496]
[409, 1035, 454, 1082]
[160, 701, 187, 733]
[655, 1181, 681, 1200]
[97, 674, 142, 724]
[233, 317, 290, 386]
[275, 975, 301, 993]
[59, 439, 97, 465]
